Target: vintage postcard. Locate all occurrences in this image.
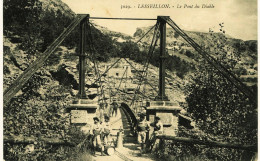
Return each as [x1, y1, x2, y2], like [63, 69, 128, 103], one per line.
[2, 0, 257, 160]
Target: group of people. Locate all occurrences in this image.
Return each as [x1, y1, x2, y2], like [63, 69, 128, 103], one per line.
[89, 99, 164, 156]
[90, 115, 111, 156]
[98, 99, 118, 127]
[99, 99, 119, 117]
[89, 99, 120, 156]
[135, 113, 164, 152]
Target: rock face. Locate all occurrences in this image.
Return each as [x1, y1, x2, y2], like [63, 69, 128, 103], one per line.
[91, 23, 133, 43]
[50, 65, 79, 90]
[39, 0, 75, 18]
[3, 37, 28, 91]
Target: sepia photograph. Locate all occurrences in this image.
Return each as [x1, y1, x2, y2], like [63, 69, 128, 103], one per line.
[2, 0, 258, 160]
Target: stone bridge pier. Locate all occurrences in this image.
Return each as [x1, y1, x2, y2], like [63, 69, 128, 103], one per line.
[146, 101, 182, 136]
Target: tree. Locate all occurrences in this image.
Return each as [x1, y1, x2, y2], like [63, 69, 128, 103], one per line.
[4, 0, 43, 55]
[184, 26, 257, 144]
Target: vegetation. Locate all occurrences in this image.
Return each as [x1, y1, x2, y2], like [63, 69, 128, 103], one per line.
[3, 0, 257, 160]
[3, 1, 91, 160]
[117, 41, 194, 78]
[3, 0, 195, 79]
[151, 24, 257, 161]
[4, 71, 93, 160]
[182, 26, 256, 160]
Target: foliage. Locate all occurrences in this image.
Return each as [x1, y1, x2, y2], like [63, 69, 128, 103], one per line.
[173, 31, 180, 39]
[119, 42, 194, 79]
[236, 66, 248, 75]
[4, 0, 76, 57]
[120, 41, 146, 63]
[157, 141, 253, 161]
[3, 5, 98, 160]
[39, 10, 73, 51]
[184, 50, 195, 58]
[181, 24, 257, 159]
[3, 0, 42, 35]
[4, 72, 93, 160]
[4, 0, 193, 78]
[4, 0, 43, 55]
[154, 126, 256, 161]
[246, 40, 257, 53]
[152, 24, 257, 161]
[3, 1, 257, 159]
[88, 27, 119, 62]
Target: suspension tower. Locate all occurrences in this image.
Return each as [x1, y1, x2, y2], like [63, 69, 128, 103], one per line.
[146, 16, 182, 137]
[66, 15, 99, 125]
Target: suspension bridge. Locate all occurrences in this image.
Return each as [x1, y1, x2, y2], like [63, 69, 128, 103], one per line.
[3, 14, 257, 160]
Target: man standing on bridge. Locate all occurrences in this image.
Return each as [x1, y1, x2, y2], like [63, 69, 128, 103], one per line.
[149, 116, 164, 151]
[90, 117, 105, 156]
[111, 99, 118, 117]
[102, 115, 111, 147]
[135, 113, 150, 152]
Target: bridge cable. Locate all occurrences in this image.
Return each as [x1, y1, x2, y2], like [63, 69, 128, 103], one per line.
[117, 67, 128, 90]
[123, 58, 158, 93]
[123, 22, 160, 97]
[87, 22, 107, 105]
[130, 27, 159, 107]
[130, 35, 159, 108]
[87, 22, 157, 106]
[164, 17, 256, 104]
[166, 18, 249, 95]
[3, 15, 88, 105]
[88, 22, 157, 87]
[129, 22, 160, 109]
[110, 23, 159, 103]
[138, 28, 160, 108]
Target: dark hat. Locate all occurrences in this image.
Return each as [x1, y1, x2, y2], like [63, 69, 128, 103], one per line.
[104, 115, 110, 120]
[140, 113, 146, 117]
[93, 117, 99, 121]
[155, 116, 160, 120]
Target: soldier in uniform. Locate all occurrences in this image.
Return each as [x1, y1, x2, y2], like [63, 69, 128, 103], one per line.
[90, 117, 105, 156]
[99, 102, 105, 123]
[149, 116, 164, 151]
[102, 115, 111, 147]
[135, 113, 150, 152]
[150, 116, 163, 139]
[111, 99, 118, 117]
[151, 116, 163, 136]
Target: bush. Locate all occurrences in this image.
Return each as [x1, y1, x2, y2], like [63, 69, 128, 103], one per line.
[185, 50, 194, 58]
[184, 27, 257, 154]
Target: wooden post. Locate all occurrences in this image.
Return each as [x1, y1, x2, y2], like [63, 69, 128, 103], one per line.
[77, 15, 89, 99]
[156, 135, 257, 152]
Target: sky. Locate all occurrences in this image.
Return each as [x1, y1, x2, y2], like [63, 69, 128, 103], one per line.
[62, 0, 257, 40]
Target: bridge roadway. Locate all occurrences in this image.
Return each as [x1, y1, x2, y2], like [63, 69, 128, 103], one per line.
[92, 108, 156, 161]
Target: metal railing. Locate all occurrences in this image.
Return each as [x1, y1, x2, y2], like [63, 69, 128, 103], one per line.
[120, 103, 138, 130]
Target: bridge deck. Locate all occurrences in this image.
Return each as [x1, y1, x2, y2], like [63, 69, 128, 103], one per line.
[93, 108, 156, 161]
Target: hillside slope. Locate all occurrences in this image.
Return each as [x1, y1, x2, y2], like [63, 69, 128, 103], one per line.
[134, 26, 257, 85]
